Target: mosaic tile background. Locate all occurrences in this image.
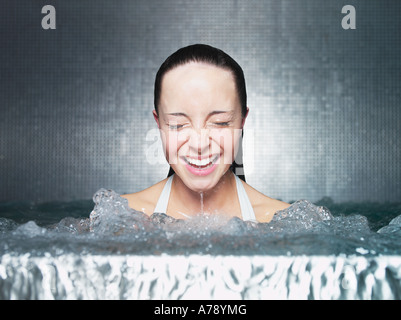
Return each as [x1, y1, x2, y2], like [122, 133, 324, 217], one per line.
[0, 0, 400, 203]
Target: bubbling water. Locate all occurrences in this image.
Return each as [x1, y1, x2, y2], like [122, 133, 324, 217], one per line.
[1, 188, 401, 257]
[1, 191, 401, 300]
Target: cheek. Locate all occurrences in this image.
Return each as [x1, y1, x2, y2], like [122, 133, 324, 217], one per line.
[162, 130, 188, 160]
[210, 128, 240, 160]
[232, 129, 242, 155]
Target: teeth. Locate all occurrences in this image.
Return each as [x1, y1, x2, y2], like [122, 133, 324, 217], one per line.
[186, 155, 217, 167]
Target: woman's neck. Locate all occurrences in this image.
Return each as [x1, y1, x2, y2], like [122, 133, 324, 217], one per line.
[171, 170, 237, 216]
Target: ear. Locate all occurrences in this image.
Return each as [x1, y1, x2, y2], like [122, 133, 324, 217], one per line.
[153, 110, 161, 129]
[241, 107, 249, 128]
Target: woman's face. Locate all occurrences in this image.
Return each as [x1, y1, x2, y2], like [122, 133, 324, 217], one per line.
[154, 62, 247, 192]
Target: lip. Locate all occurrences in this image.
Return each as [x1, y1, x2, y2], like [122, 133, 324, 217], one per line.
[185, 155, 215, 160]
[181, 154, 219, 165]
[182, 154, 220, 176]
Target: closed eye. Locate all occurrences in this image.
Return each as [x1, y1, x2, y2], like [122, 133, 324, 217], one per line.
[213, 122, 230, 127]
[168, 124, 185, 130]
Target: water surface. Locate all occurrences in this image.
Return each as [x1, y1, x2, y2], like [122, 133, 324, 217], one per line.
[1, 189, 400, 257]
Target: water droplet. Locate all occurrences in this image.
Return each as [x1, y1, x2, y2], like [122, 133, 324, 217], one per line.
[200, 192, 204, 215]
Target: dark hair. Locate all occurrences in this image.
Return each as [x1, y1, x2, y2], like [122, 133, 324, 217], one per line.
[154, 44, 247, 181]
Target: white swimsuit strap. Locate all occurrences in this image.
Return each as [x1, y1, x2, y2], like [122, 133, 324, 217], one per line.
[234, 174, 257, 222]
[153, 175, 174, 214]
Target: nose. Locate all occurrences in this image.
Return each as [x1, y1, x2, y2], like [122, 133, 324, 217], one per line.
[187, 128, 211, 155]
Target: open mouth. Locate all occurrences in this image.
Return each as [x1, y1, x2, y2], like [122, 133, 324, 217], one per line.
[183, 155, 219, 170]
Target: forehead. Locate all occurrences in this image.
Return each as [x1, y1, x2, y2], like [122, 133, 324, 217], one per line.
[163, 61, 234, 81]
[159, 62, 240, 114]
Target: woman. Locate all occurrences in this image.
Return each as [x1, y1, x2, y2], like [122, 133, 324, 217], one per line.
[122, 44, 289, 222]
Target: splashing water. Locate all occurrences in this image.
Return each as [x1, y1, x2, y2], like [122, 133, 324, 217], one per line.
[1, 188, 400, 257]
[1, 190, 401, 300]
[200, 192, 204, 215]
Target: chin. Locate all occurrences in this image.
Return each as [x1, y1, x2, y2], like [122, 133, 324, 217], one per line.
[174, 164, 229, 193]
[183, 176, 217, 193]
[188, 181, 215, 193]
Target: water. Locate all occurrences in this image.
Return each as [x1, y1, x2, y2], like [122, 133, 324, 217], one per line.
[1, 189, 400, 256]
[1, 189, 401, 299]
[200, 192, 204, 216]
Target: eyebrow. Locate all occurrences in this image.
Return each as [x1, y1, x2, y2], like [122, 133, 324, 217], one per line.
[166, 112, 187, 117]
[166, 110, 234, 117]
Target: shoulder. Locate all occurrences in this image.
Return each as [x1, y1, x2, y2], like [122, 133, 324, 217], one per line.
[241, 180, 290, 223]
[121, 178, 168, 216]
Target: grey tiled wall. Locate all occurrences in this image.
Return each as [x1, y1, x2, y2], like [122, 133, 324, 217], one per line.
[1, 1, 400, 203]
